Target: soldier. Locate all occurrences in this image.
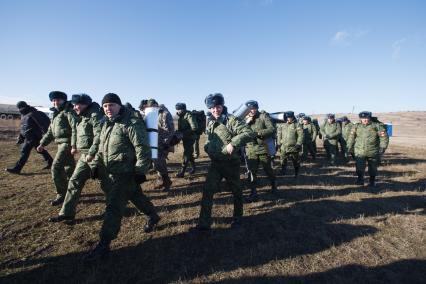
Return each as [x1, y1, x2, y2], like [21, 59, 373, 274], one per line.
[347, 111, 389, 187]
[5, 101, 53, 174]
[244, 100, 277, 200]
[84, 93, 159, 260]
[340, 116, 353, 160]
[195, 93, 254, 231]
[277, 111, 304, 177]
[297, 113, 306, 124]
[175, 102, 198, 177]
[138, 99, 148, 118]
[147, 99, 175, 191]
[320, 113, 341, 165]
[301, 116, 317, 160]
[192, 109, 206, 159]
[47, 94, 102, 222]
[37, 91, 76, 206]
[312, 118, 321, 153]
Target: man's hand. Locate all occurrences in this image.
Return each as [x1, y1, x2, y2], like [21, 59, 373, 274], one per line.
[226, 143, 234, 155]
[36, 145, 44, 153]
[86, 155, 95, 163]
[71, 147, 77, 155]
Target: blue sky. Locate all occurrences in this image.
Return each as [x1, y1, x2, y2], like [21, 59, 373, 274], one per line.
[1, 0, 425, 114]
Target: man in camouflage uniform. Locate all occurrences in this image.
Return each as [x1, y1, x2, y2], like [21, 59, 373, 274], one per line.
[47, 94, 102, 222]
[320, 113, 341, 165]
[301, 116, 317, 160]
[277, 111, 304, 177]
[175, 102, 198, 177]
[347, 111, 389, 187]
[244, 100, 277, 200]
[340, 116, 353, 161]
[37, 91, 76, 206]
[147, 99, 175, 191]
[5, 101, 53, 174]
[194, 93, 254, 231]
[84, 93, 159, 260]
[312, 118, 321, 152]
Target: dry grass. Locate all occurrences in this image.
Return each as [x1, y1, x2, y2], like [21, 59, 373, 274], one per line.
[0, 119, 425, 283]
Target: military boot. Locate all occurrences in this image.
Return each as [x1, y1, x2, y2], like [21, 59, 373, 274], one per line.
[50, 195, 65, 206]
[246, 186, 258, 203]
[161, 174, 172, 191]
[271, 179, 278, 193]
[144, 213, 160, 233]
[281, 162, 287, 176]
[48, 215, 75, 223]
[5, 167, 21, 174]
[176, 165, 187, 178]
[188, 161, 196, 175]
[356, 175, 364, 185]
[294, 166, 300, 178]
[83, 238, 111, 262]
[369, 176, 376, 187]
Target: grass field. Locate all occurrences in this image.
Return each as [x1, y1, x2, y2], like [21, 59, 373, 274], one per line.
[0, 112, 425, 283]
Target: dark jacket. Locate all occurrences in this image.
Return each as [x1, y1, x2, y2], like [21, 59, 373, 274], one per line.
[19, 106, 50, 143]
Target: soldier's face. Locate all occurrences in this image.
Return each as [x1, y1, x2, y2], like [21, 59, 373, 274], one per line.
[328, 118, 335, 123]
[73, 103, 87, 115]
[303, 120, 308, 125]
[210, 105, 223, 119]
[52, 99, 64, 109]
[248, 108, 257, 117]
[176, 109, 184, 115]
[361, 118, 370, 125]
[287, 117, 294, 123]
[103, 103, 121, 118]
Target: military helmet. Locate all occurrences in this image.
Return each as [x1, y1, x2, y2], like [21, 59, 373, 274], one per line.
[246, 100, 259, 109]
[205, 93, 225, 108]
[49, 91, 67, 101]
[285, 111, 295, 118]
[175, 102, 187, 110]
[71, 93, 92, 105]
[359, 111, 372, 119]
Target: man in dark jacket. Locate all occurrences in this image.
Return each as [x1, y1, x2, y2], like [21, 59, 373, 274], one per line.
[5, 101, 53, 174]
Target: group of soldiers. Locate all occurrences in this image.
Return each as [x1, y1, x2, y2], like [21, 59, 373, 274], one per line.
[5, 91, 389, 260]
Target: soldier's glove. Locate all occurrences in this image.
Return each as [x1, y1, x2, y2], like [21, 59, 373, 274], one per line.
[135, 173, 147, 184]
[379, 148, 386, 155]
[90, 166, 99, 180]
[295, 144, 302, 151]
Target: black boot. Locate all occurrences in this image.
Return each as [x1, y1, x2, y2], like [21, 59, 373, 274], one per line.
[246, 186, 258, 203]
[294, 166, 300, 178]
[176, 165, 187, 178]
[144, 213, 160, 233]
[5, 167, 21, 174]
[188, 161, 196, 175]
[161, 174, 172, 191]
[50, 196, 65, 206]
[369, 176, 376, 187]
[83, 238, 111, 262]
[356, 175, 364, 185]
[281, 162, 287, 176]
[271, 180, 278, 193]
[48, 215, 75, 223]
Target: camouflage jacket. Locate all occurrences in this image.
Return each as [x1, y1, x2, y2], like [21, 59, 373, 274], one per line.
[246, 110, 275, 155]
[158, 105, 175, 147]
[302, 123, 317, 143]
[320, 121, 342, 145]
[71, 102, 103, 156]
[204, 114, 254, 161]
[97, 107, 151, 175]
[177, 110, 198, 140]
[277, 121, 304, 153]
[342, 122, 353, 142]
[40, 102, 76, 146]
[347, 121, 389, 157]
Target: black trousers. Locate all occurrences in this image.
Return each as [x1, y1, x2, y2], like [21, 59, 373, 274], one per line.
[15, 140, 53, 170]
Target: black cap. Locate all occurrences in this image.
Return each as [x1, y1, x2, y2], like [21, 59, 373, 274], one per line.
[285, 111, 295, 118]
[71, 94, 92, 105]
[205, 93, 225, 108]
[359, 111, 372, 118]
[175, 102, 187, 110]
[246, 100, 258, 109]
[49, 91, 67, 101]
[147, 98, 158, 107]
[297, 113, 306, 118]
[102, 93, 122, 106]
[302, 116, 311, 122]
[139, 99, 148, 110]
[327, 113, 335, 119]
[16, 101, 29, 109]
[341, 116, 349, 121]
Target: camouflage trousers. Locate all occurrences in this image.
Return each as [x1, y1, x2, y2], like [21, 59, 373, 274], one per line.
[153, 148, 169, 176]
[100, 172, 157, 242]
[194, 135, 200, 157]
[355, 155, 379, 177]
[181, 138, 195, 166]
[247, 152, 275, 186]
[52, 143, 75, 198]
[280, 151, 300, 169]
[323, 140, 338, 164]
[302, 142, 316, 159]
[199, 159, 243, 228]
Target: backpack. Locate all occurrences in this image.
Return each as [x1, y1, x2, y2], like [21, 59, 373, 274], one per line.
[192, 110, 206, 135]
[30, 110, 51, 134]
